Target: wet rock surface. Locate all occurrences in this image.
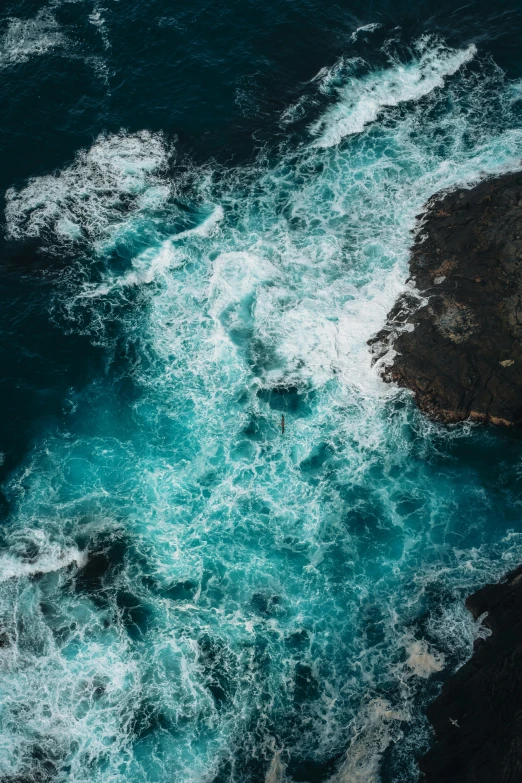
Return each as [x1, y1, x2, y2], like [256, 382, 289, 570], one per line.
[418, 566, 522, 783]
[370, 171, 522, 425]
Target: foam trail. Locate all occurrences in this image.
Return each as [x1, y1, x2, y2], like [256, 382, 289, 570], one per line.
[311, 39, 476, 147]
[265, 751, 288, 783]
[88, 3, 111, 50]
[327, 700, 406, 783]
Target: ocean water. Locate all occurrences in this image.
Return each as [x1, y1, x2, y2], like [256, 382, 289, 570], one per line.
[1, 2, 522, 782]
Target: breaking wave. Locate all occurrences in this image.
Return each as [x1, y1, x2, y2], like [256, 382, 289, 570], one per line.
[310, 37, 477, 148]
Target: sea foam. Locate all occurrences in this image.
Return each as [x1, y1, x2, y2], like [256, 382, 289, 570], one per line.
[5, 130, 171, 250]
[0, 10, 65, 67]
[311, 38, 477, 147]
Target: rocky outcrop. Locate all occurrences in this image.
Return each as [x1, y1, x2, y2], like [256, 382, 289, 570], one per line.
[370, 171, 522, 426]
[418, 566, 522, 782]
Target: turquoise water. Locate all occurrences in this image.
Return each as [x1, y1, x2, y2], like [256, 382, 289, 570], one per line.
[2, 3, 522, 782]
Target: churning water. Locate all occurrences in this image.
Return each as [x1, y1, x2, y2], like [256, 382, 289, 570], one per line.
[2, 2, 522, 782]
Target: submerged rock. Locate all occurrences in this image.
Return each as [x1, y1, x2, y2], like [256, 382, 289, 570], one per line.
[370, 171, 522, 426]
[419, 566, 522, 782]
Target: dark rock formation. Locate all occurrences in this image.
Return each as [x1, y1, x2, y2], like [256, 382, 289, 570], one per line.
[419, 566, 522, 782]
[370, 171, 522, 425]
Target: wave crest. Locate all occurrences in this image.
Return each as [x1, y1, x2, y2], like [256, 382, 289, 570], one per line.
[310, 38, 477, 148]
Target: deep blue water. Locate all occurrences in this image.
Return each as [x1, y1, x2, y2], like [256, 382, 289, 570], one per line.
[1, 2, 522, 782]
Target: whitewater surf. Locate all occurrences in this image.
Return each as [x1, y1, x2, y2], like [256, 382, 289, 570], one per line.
[1, 5, 522, 782]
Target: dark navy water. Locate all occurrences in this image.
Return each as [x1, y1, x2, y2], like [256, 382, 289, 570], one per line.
[1, 2, 522, 782]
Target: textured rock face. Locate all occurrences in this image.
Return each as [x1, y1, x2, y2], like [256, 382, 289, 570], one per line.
[418, 566, 522, 783]
[370, 171, 522, 426]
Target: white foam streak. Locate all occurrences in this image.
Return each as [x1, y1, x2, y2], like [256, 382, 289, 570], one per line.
[0, 544, 87, 582]
[311, 41, 477, 147]
[350, 23, 382, 42]
[172, 205, 224, 241]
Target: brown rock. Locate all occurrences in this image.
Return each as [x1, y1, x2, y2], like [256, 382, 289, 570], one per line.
[370, 171, 522, 426]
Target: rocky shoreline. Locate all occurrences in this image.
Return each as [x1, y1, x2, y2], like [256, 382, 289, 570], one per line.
[370, 171, 522, 781]
[370, 170, 522, 426]
[418, 566, 522, 782]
